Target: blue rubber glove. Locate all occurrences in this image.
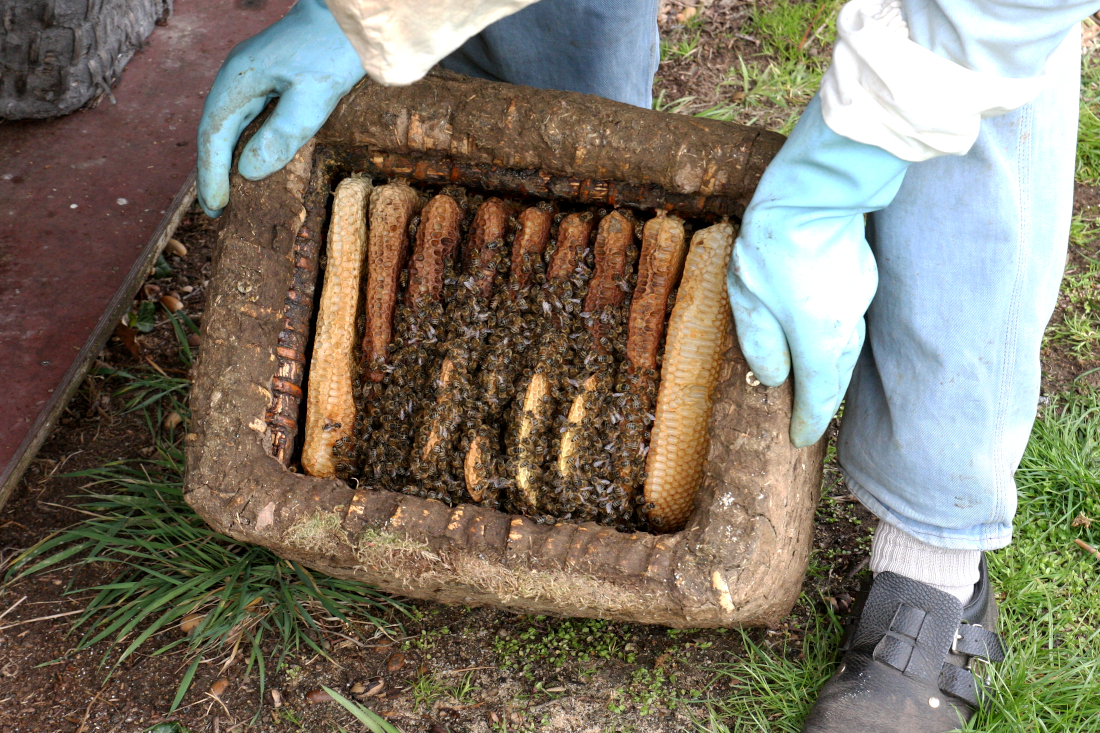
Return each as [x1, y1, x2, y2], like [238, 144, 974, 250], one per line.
[197, 0, 365, 217]
[726, 96, 909, 448]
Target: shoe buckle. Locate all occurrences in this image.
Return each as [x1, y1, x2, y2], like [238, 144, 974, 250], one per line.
[967, 656, 993, 686]
[951, 622, 982, 655]
[959, 624, 993, 684]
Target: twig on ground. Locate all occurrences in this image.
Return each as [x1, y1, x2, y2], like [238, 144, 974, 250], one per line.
[0, 608, 83, 631]
[74, 687, 106, 733]
[1074, 538, 1100, 562]
[797, 6, 827, 51]
[441, 666, 496, 675]
[0, 595, 27, 622]
[144, 356, 169, 377]
[845, 558, 869, 580]
[325, 629, 370, 648]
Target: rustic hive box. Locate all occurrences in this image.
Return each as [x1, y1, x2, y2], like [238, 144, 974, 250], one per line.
[184, 71, 825, 628]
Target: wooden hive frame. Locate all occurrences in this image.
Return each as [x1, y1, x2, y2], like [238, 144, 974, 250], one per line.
[184, 70, 825, 627]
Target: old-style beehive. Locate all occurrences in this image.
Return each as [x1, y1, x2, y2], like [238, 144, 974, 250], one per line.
[184, 70, 825, 627]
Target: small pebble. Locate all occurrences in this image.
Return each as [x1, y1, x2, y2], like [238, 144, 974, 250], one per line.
[187, 333, 201, 348]
[181, 285, 194, 294]
[165, 238, 187, 257]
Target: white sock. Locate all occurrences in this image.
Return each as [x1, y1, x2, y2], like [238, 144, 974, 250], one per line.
[869, 521, 981, 605]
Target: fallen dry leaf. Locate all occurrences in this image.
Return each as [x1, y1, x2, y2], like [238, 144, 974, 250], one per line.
[113, 324, 141, 358]
[305, 688, 332, 704]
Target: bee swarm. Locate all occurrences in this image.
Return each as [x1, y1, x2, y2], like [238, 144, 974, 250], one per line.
[305, 179, 734, 533]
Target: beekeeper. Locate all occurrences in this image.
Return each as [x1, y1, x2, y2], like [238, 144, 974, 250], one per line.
[196, 1, 1100, 730]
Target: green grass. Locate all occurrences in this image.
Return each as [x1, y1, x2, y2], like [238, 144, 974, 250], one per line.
[1078, 53, 1100, 186]
[691, 611, 840, 732]
[693, 390, 1100, 732]
[1045, 232, 1100, 359]
[493, 616, 638, 674]
[978, 390, 1100, 731]
[703, 55, 826, 135]
[744, 0, 843, 66]
[4, 362, 409, 716]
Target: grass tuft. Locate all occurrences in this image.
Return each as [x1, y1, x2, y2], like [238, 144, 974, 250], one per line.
[4, 362, 409, 715]
[695, 389, 1100, 732]
[744, 0, 843, 66]
[693, 609, 840, 732]
[972, 389, 1100, 730]
[1078, 53, 1100, 186]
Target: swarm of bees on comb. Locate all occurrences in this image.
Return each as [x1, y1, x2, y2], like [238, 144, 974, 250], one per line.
[301, 177, 734, 532]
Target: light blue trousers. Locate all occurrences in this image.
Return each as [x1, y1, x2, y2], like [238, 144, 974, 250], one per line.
[443, 3, 1081, 551]
[839, 38, 1081, 550]
[441, 0, 660, 108]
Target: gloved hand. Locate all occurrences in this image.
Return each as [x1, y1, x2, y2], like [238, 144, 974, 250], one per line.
[196, 0, 365, 217]
[726, 0, 1086, 449]
[726, 96, 909, 448]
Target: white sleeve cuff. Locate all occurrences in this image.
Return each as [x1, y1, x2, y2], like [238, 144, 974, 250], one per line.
[324, 0, 540, 86]
[819, 0, 1065, 162]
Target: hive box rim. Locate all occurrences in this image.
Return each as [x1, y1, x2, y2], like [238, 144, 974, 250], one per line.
[183, 72, 823, 628]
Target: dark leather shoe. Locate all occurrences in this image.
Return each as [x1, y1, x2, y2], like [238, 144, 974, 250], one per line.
[801, 555, 1004, 732]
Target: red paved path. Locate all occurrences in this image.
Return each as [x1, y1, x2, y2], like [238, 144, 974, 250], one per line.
[0, 0, 295, 499]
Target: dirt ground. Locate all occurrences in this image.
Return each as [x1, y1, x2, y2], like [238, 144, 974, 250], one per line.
[2, 2, 1099, 732]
